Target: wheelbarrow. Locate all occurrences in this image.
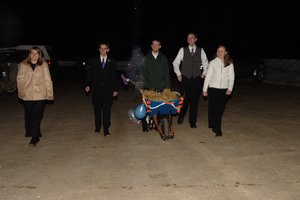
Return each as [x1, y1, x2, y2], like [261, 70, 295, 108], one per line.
[143, 92, 184, 140]
[121, 75, 184, 140]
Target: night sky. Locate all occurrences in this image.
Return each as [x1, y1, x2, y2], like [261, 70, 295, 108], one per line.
[0, 0, 299, 60]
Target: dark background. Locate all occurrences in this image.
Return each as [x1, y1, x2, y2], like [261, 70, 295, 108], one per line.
[0, 0, 299, 61]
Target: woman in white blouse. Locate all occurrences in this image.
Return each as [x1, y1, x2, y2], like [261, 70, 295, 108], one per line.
[203, 45, 235, 137]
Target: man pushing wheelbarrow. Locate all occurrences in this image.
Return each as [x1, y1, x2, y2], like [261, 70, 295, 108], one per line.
[143, 39, 174, 139]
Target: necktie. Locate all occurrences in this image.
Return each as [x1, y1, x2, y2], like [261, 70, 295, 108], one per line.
[101, 58, 105, 69]
[191, 48, 195, 56]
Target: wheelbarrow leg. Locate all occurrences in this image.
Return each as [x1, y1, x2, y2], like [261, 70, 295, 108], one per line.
[165, 114, 174, 139]
[152, 115, 165, 141]
[168, 126, 174, 139]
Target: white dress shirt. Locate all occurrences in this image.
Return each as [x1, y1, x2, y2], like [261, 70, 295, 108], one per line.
[152, 51, 159, 59]
[100, 56, 107, 62]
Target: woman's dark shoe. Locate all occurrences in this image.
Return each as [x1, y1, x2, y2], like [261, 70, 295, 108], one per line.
[29, 143, 36, 147]
[29, 138, 40, 147]
[215, 131, 223, 137]
[104, 132, 111, 137]
[190, 123, 197, 128]
[29, 141, 37, 147]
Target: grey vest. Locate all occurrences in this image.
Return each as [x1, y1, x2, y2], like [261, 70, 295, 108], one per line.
[182, 47, 202, 78]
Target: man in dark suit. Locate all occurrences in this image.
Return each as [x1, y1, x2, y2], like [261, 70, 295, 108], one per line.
[85, 42, 118, 136]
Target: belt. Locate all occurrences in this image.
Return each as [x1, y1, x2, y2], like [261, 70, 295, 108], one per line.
[188, 75, 200, 79]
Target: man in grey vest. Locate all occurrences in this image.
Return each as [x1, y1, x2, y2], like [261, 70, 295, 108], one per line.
[173, 32, 209, 128]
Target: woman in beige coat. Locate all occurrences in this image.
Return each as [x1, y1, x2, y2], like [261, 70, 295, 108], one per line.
[17, 47, 54, 146]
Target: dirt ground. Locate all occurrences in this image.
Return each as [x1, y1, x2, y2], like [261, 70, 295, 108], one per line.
[1, 68, 300, 200]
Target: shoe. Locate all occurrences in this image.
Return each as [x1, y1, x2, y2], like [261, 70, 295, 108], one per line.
[190, 123, 197, 128]
[142, 127, 149, 132]
[29, 142, 36, 147]
[215, 131, 223, 137]
[178, 117, 184, 124]
[104, 131, 110, 137]
[29, 138, 40, 147]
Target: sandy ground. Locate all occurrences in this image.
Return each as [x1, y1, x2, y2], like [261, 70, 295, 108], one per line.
[0, 68, 300, 200]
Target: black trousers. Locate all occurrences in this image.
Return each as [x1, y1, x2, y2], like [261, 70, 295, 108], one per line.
[207, 88, 228, 133]
[179, 75, 203, 124]
[92, 95, 113, 132]
[23, 100, 46, 142]
[141, 117, 148, 130]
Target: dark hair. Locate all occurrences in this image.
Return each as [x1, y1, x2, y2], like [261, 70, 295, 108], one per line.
[27, 47, 44, 65]
[99, 41, 109, 48]
[151, 39, 161, 45]
[187, 32, 198, 38]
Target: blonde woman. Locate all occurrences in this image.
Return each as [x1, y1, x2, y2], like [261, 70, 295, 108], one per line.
[17, 47, 54, 146]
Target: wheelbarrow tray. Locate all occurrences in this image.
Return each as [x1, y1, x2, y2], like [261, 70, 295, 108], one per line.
[147, 98, 181, 117]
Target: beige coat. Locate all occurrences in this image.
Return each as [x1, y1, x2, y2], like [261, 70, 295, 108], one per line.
[17, 60, 54, 101]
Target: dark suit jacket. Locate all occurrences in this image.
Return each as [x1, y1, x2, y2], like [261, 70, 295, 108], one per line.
[85, 56, 118, 99]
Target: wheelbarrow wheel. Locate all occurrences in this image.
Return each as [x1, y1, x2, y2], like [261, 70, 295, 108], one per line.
[161, 118, 170, 139]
